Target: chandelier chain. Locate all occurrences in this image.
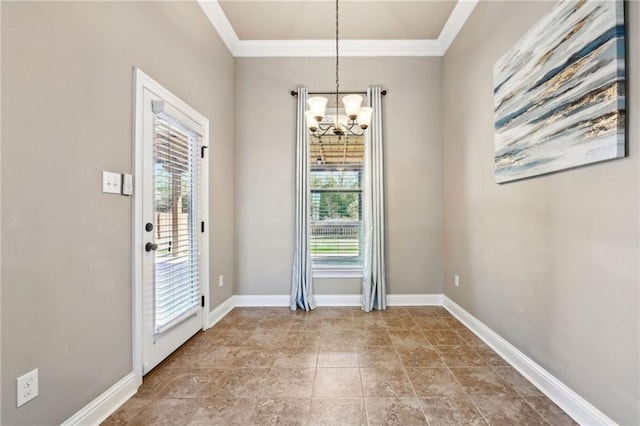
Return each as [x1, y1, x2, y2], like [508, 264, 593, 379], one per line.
[335, 0, 340, 116]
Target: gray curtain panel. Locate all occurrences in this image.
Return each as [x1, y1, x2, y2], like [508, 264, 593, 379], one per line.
[290, 87, 317, 311]
[362, 86, 387, 312]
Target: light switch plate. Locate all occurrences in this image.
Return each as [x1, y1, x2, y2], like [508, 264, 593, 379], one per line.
[122, 173, 133, 195]
[102, 171, 122, 194]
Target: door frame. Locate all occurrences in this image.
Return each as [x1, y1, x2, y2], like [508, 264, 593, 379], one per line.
[131, 68, 210, 382]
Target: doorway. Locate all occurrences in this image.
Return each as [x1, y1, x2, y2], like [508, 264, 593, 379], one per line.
[133, 69, 210, 376]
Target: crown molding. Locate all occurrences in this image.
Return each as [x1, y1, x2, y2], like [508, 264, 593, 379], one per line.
[234, 39, 444, 58]
[437, 0, 478, 53]
[197, 0, 478, 58]
[197, 0, 239, 54]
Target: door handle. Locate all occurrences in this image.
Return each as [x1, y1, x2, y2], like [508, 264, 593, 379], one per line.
[145, 242, 158, 252]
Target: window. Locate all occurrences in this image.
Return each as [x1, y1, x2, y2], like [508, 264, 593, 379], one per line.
[152, 113, 202, 335]
[310, 133, 364, 271]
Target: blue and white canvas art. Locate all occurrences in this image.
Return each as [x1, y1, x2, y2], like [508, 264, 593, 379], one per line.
[494, 0, 625, 183]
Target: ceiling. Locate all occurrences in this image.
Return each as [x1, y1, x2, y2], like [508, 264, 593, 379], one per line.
[218, 1, 456, 40]
[197, 0, 478, 57]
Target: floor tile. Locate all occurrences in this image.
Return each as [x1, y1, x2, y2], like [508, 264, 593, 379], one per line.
[412, 317, 451, 329]
[285, 330, 322, 346]
[493, 366, 544, 396]
[313, 367, 363, 397]
[381, 307, 412, 317]
[317, 350, 359, 367]
[224, 368, 271, 398]
[134, 398, 202, 425]
[308, 398, 367, 426]
[155, 369, 229, 399]
[426, 329, 467, 346]
[258, 317, 293, 329]
[442, 317, 468, 330]
[435, 345, 487, 367]
[163, 345, 238, 369]
[525, 396, 579, 425]
[273, 347, 318, 368]
[405, 306, 449, 317]
[456, 329, 486, 346]
[403, 306, 437, 317]
[384, 316, 419, 330]
[389, 330, 431, 348]
[252, 398, 312, 425]
[202, 329, 254, 346]
[406, 367, 466, 397]
[472, 395, 550, 426]
[319, 307, 356, 318]
[357, 346, 403, 368]
[261, 367, 315, 398]
[474, 346, 511, 366]
[358, 330, 394, 346]
[231, 346, 278, 368]
[397, 345, 445, 368]
[102, 397, 151, 425]
[419, 397, 488, 425]
[135, 368, 180, 399]
[187, 398, 257, 425]
[450, 367, 518, 396]
[105, 306, 574, 425]
[360, 367, 414, 397]
[246, 327, 287, 346]
[365, 397, 428, 426]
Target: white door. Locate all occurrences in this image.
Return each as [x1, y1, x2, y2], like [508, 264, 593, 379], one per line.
[135, 70, 209, 375]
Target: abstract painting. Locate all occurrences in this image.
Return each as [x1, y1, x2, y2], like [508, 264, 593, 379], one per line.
[494, 0, 625, 183]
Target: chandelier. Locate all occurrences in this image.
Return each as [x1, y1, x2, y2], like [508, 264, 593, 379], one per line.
[304, 0, 373, 138]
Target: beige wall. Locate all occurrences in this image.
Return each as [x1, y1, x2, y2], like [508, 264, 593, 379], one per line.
[234, 57, 443, 296]
[1, 2, 234, 424]
[442, 1, 639, 424]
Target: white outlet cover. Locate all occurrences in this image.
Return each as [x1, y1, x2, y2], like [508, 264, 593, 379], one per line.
[17, 368, 38, 407]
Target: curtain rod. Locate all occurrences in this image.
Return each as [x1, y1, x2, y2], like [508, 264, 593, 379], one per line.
[290, 90, 387, 96]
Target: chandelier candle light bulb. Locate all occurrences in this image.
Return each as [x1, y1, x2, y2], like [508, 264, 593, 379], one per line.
[357, 107, 373, 129]
[307, 97, 328, 121]
[342, 95, 364, 120]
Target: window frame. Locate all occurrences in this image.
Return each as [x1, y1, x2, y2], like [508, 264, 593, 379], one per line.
[309, 139, 365, 278]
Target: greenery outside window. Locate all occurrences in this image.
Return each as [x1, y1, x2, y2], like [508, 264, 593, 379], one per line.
[310, 133, 364, 272]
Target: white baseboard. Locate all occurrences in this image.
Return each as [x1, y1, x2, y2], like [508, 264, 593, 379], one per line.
[387, 293, 443, 306]
[231, 293, 443, 308]
[315, 294, 361, 306]
[206, 295, 235, 328]
[233, 294, 290, 306]
[442, 296, 616, 426]
[61, 372, 139, 426]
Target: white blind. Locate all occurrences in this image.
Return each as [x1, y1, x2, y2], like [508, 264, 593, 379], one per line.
[153, 113, 202, 335]
[310, 134, 364, 267]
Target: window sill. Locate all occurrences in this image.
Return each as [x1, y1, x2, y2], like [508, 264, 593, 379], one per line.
[312, 268, 363, 279]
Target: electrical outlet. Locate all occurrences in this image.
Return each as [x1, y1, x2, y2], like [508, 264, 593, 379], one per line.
[17, 368, 38, 407]
[454, 274, 460, 287]
[218, 275, 224, 287]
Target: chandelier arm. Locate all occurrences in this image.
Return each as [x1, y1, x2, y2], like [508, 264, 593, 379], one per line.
[343, 125, 364, 137]
[312, 125, 336, 138]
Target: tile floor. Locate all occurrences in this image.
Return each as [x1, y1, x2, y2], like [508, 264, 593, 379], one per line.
[103, 306, 577, 425]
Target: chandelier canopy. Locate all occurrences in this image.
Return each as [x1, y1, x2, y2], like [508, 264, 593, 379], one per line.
[304, 0, 373, 138]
